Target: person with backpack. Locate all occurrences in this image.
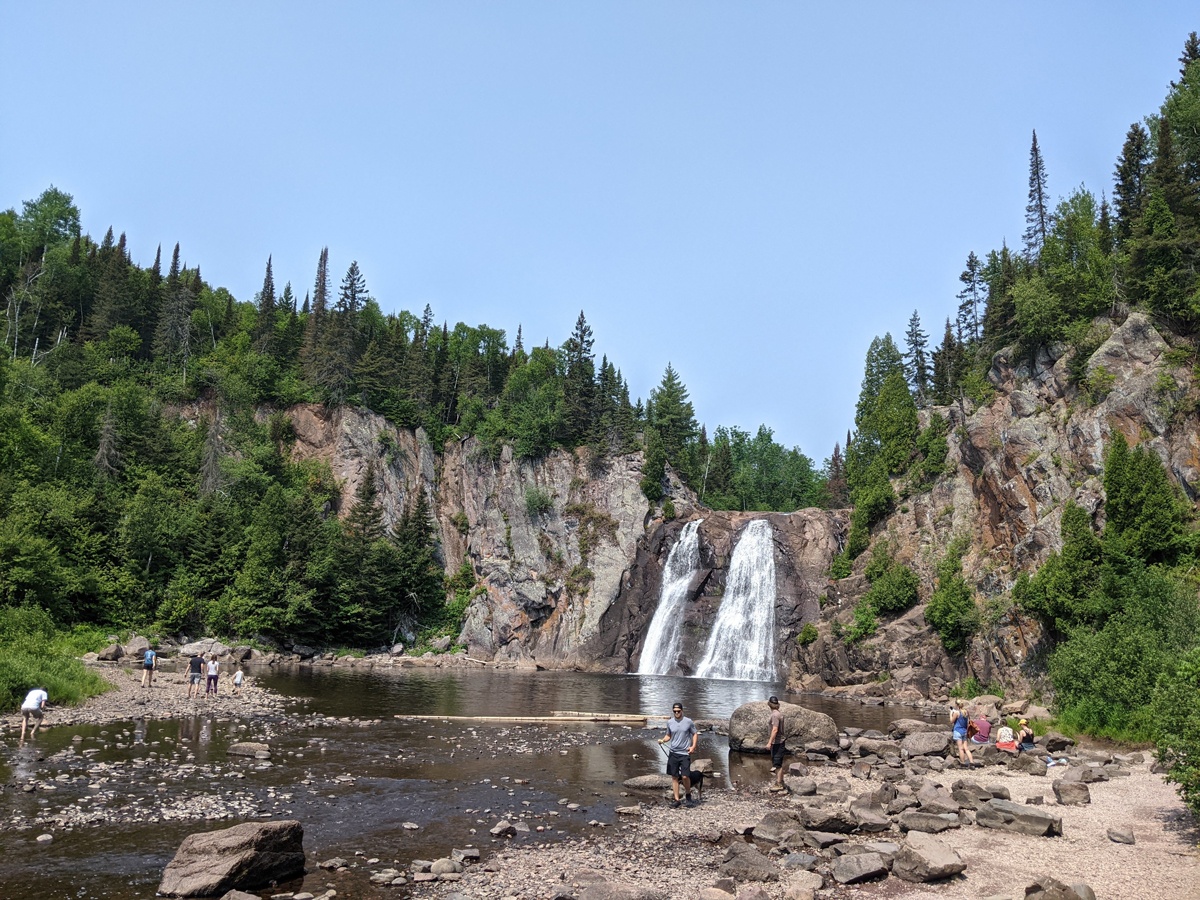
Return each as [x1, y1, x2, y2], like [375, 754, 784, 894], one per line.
[141, 647, 157, 687]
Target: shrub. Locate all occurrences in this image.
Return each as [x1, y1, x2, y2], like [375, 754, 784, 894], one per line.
[797, 623, 818, 646]
[829, 553, 852, 579]
[662, 498, 676, 520]
[0, 606, 113, 711]
[1151, 646, 1200, 818]
[845, 601, 877, 643]
[926, 539, 978, 654]
[524, 486, 554, 519]
[864, 564, 920, 615]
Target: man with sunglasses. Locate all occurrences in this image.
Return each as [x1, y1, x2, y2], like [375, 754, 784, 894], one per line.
[658, 702, 698, 808]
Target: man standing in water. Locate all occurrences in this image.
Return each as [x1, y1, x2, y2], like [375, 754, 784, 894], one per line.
[657, 702, 698, 808]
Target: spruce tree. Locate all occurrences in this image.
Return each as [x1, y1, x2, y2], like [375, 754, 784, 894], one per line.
[956, 251, 984, 342]
[252, 256, 277, 352]
[1149, 114, 1193, 221]
[1023, 130, 1051, 264]
[562, 310, 596, 445]
[1113, 123, 1151, 243]
[902, 310, 930, 404]
[1173, 31, 1200, 88]
[301, 247, 329, 373]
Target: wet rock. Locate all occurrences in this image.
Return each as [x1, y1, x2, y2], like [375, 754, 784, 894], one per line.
[490, 820, 516, 837]
[622, 774, 673, 790]
[158, 820, 305, 897]
[831, 851, 888, 884]
[891, 831, 965, 882]
[227, 742, 271, 758]
[1107, 826, 1135, 844]
[728, 701, 837, 753]
[976, 799, 1062, 837]
[318, 858, 346, 869]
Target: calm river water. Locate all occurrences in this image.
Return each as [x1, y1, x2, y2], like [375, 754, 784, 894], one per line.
[0, 667, 920, 899]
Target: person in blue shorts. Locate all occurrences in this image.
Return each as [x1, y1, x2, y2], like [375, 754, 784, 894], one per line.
[658, 702, 698, 808]
[950, 703, 975, 768]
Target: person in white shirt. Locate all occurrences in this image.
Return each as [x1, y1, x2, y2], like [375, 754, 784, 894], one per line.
[20, 688, 48, 741]
[205, 656, 220, 696]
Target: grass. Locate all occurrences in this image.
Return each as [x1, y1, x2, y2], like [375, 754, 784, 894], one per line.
[0, 607, 113, 712]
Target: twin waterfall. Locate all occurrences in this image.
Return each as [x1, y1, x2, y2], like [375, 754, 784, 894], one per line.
[638, 518, 778, 681]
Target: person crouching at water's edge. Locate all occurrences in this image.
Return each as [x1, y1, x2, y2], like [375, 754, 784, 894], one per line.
[658, 702, 698, 808]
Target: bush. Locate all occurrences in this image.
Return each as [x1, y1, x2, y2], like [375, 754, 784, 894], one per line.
[662, 498, 676, 520]
[524, 486, 554, 519]
[864, 563, 920, 615]
[1151, 646, 1200, 818]
[926, 539, 978, 654]
[0, 606, 113, 711]
[829, 553, 852, 579]
[845, 601, 877, 643]
[797, 623, 819, 646]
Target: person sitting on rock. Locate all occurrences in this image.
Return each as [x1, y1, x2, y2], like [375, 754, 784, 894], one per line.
[1015, 718, 1036, 752]
[995, 721, 1017, 752]
[969, 713, 992, 744]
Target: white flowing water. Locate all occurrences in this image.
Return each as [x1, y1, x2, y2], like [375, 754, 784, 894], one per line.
[636, 519, 703, 675]
[695, 519, 777, 681]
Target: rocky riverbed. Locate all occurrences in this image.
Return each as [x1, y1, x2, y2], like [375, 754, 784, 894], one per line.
[3, 664, 1197, 900]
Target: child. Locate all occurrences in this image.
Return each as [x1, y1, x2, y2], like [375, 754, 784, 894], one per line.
[232, 666, 245, 696]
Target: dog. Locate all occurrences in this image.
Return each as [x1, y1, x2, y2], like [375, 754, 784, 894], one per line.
[685, 766, 704, 801]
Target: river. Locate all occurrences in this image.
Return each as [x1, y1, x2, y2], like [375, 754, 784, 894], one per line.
[0, 667, 919, 898]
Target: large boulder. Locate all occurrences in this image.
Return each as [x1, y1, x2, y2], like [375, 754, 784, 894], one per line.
[830, 852, 888, 885]
[888, 718, 945, 738]
[729, 701, 837, 753]
[124, 634, 151, 656]
[752, 810, 804, 844]
[900, 731, 950, 757]
[891, 831, 966, 883]
[976, 799, 1062, 837]
[180, 639, 231, 659]
[97, 643, 124, 661]
[719, 843, 779, 882]
[158, 821, 305, 897]
[622, 774, 674, 791]
[1052, 780, 1090, 806]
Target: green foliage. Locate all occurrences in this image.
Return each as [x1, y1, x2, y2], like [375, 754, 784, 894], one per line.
[524, 486, 554, 519]
[948, 676, 1005, 700]
[863, 561, 920, 615]
[700, 424, 822, 512]
[829, 552, 852, 579]
[1151, 645, 1200, 818]
[909, 413, 949, 490]
[661, 498, 676, 520]
[797, 622, 818, 646]
[926, 538, 979, 654]
[845, 600, 877, 643]
[0, 606, 112, 711]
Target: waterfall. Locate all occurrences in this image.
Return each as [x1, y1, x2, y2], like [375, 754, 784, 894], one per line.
[636, 519, 703, 675]
[695, 519, 777, 681]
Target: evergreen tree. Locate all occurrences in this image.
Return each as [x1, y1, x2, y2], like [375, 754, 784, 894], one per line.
[1023, 130, 1051, 264]
[1114, 123, 1151, 243]
[981, 243, 1019, 346]
[646, 363, 698, 478]
[252, 256, 277, 352]
[824, 442, 849, 508]
[153, 243, 194, 371]
[956, 251, 984, 343]
[902, 309, 930, 404]
[1149, 114, 1194, 221]
[1173, 31, 1200, 88]
[1098, 194, 1115, 256]
[562, 310, 597, 445]
[301, 247, 329, 376]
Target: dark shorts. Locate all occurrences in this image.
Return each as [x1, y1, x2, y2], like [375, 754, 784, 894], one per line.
[190, 673, 203, 684]
[144, 663, 155, 670]
[666, 752, 690, 778]
[22, 708, 43, 720]
[770, 741, 786, 767]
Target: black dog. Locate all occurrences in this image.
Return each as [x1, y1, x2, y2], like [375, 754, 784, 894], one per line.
[685, 766, 704, 801]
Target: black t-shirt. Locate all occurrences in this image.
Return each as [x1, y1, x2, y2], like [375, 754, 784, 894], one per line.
[188, 655, 204, 675]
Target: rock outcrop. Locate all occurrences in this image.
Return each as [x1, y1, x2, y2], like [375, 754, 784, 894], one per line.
[158, 820, 305, 897]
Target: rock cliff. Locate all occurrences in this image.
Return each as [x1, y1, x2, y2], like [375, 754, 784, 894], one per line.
[224, 310, 1193, 701]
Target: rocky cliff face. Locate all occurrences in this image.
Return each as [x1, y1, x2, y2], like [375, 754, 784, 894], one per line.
[243, 311, 1192, 700]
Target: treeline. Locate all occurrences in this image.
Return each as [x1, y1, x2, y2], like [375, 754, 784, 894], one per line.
[0, 182, 827, 649]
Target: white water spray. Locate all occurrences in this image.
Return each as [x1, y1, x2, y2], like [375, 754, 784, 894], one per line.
[695, 519, 777, 681]
[636, 519, 703, 675]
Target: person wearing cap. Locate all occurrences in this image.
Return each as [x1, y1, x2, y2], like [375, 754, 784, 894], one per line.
[1016, 718, 1036, 752]
[766, 696, 786, 789]
[657, 702, 698, 808]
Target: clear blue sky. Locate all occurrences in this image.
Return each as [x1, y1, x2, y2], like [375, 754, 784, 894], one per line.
[2, 4, 1195, 460]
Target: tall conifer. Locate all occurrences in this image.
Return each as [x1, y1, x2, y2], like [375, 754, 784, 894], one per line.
[1023, 130, 1051, 264]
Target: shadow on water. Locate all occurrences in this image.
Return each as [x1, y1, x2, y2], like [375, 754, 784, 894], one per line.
[0, 667, 918, 899]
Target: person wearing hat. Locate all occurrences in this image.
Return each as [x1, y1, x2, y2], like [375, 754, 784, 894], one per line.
[1015, 718, 1036, 752]
[657, 702, 698, 808]
[767, 696, 786, 789]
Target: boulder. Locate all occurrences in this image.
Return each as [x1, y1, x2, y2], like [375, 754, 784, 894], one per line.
[800, 806, 856, 833]
[897, 811, 960, 834]
[916, 782, 960, 814]
[849, 798, 891, 833]
[891, 831, 965, 883]
[124, 635, 151, 656]
[158, 821, 305, 898]
[719, 843, 779, 882]
[227, 743, 271, 758]
[782, 870, 823, 900]
[622, 774, 674, 790]
[752, 810, 803, 844]
[950, 780, 994, 810]
[1023, 876, 1095, 899]
[180, 639, 231, 659]
[98, 643, 124, 661]
[888, 718, 945, 738]
[1062, 765, 1107, 784]
[1107, 826, 1135, 844]
[1043, 731, 1075, 753]
[900, 731, 950, 757]
[1052, 780, 1090, 806]
[1008, 754, 1048, 776]
[830, 852, 888, 885]
[784, 776, 817, 796]
[729, 701, 837, 753]
[976, 799, 1062, 837]
[431, 858, 463, 875]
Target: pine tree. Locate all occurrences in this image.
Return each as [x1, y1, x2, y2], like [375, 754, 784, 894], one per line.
[252, 256, 277, 353]
[1150, 113, 1194, 222]
[825, 442, 849, 508]
[1113, 123, 1151, 244]
[1098, 194, 1114, 256]
[562, 310, 596, 445]
[981, 243, 1019, 346]
[956, 252, 984, 342]
[94, 405, 122, 479]
[1173, 31, 1200, 88]
[301, 247, 329, 372]
[1023, 130, 1051, 264]
[153, 242, 194, 371]
[902, 310, 930, 404]
[646, 363, 698, 476]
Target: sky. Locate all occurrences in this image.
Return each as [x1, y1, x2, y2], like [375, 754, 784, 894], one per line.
[2, 3, 1196, 460]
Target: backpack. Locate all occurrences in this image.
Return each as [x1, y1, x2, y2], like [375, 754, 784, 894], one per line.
[144, 649, 155, 665]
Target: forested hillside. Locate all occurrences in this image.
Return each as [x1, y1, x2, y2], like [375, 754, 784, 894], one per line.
[0, 186, 824, 651]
